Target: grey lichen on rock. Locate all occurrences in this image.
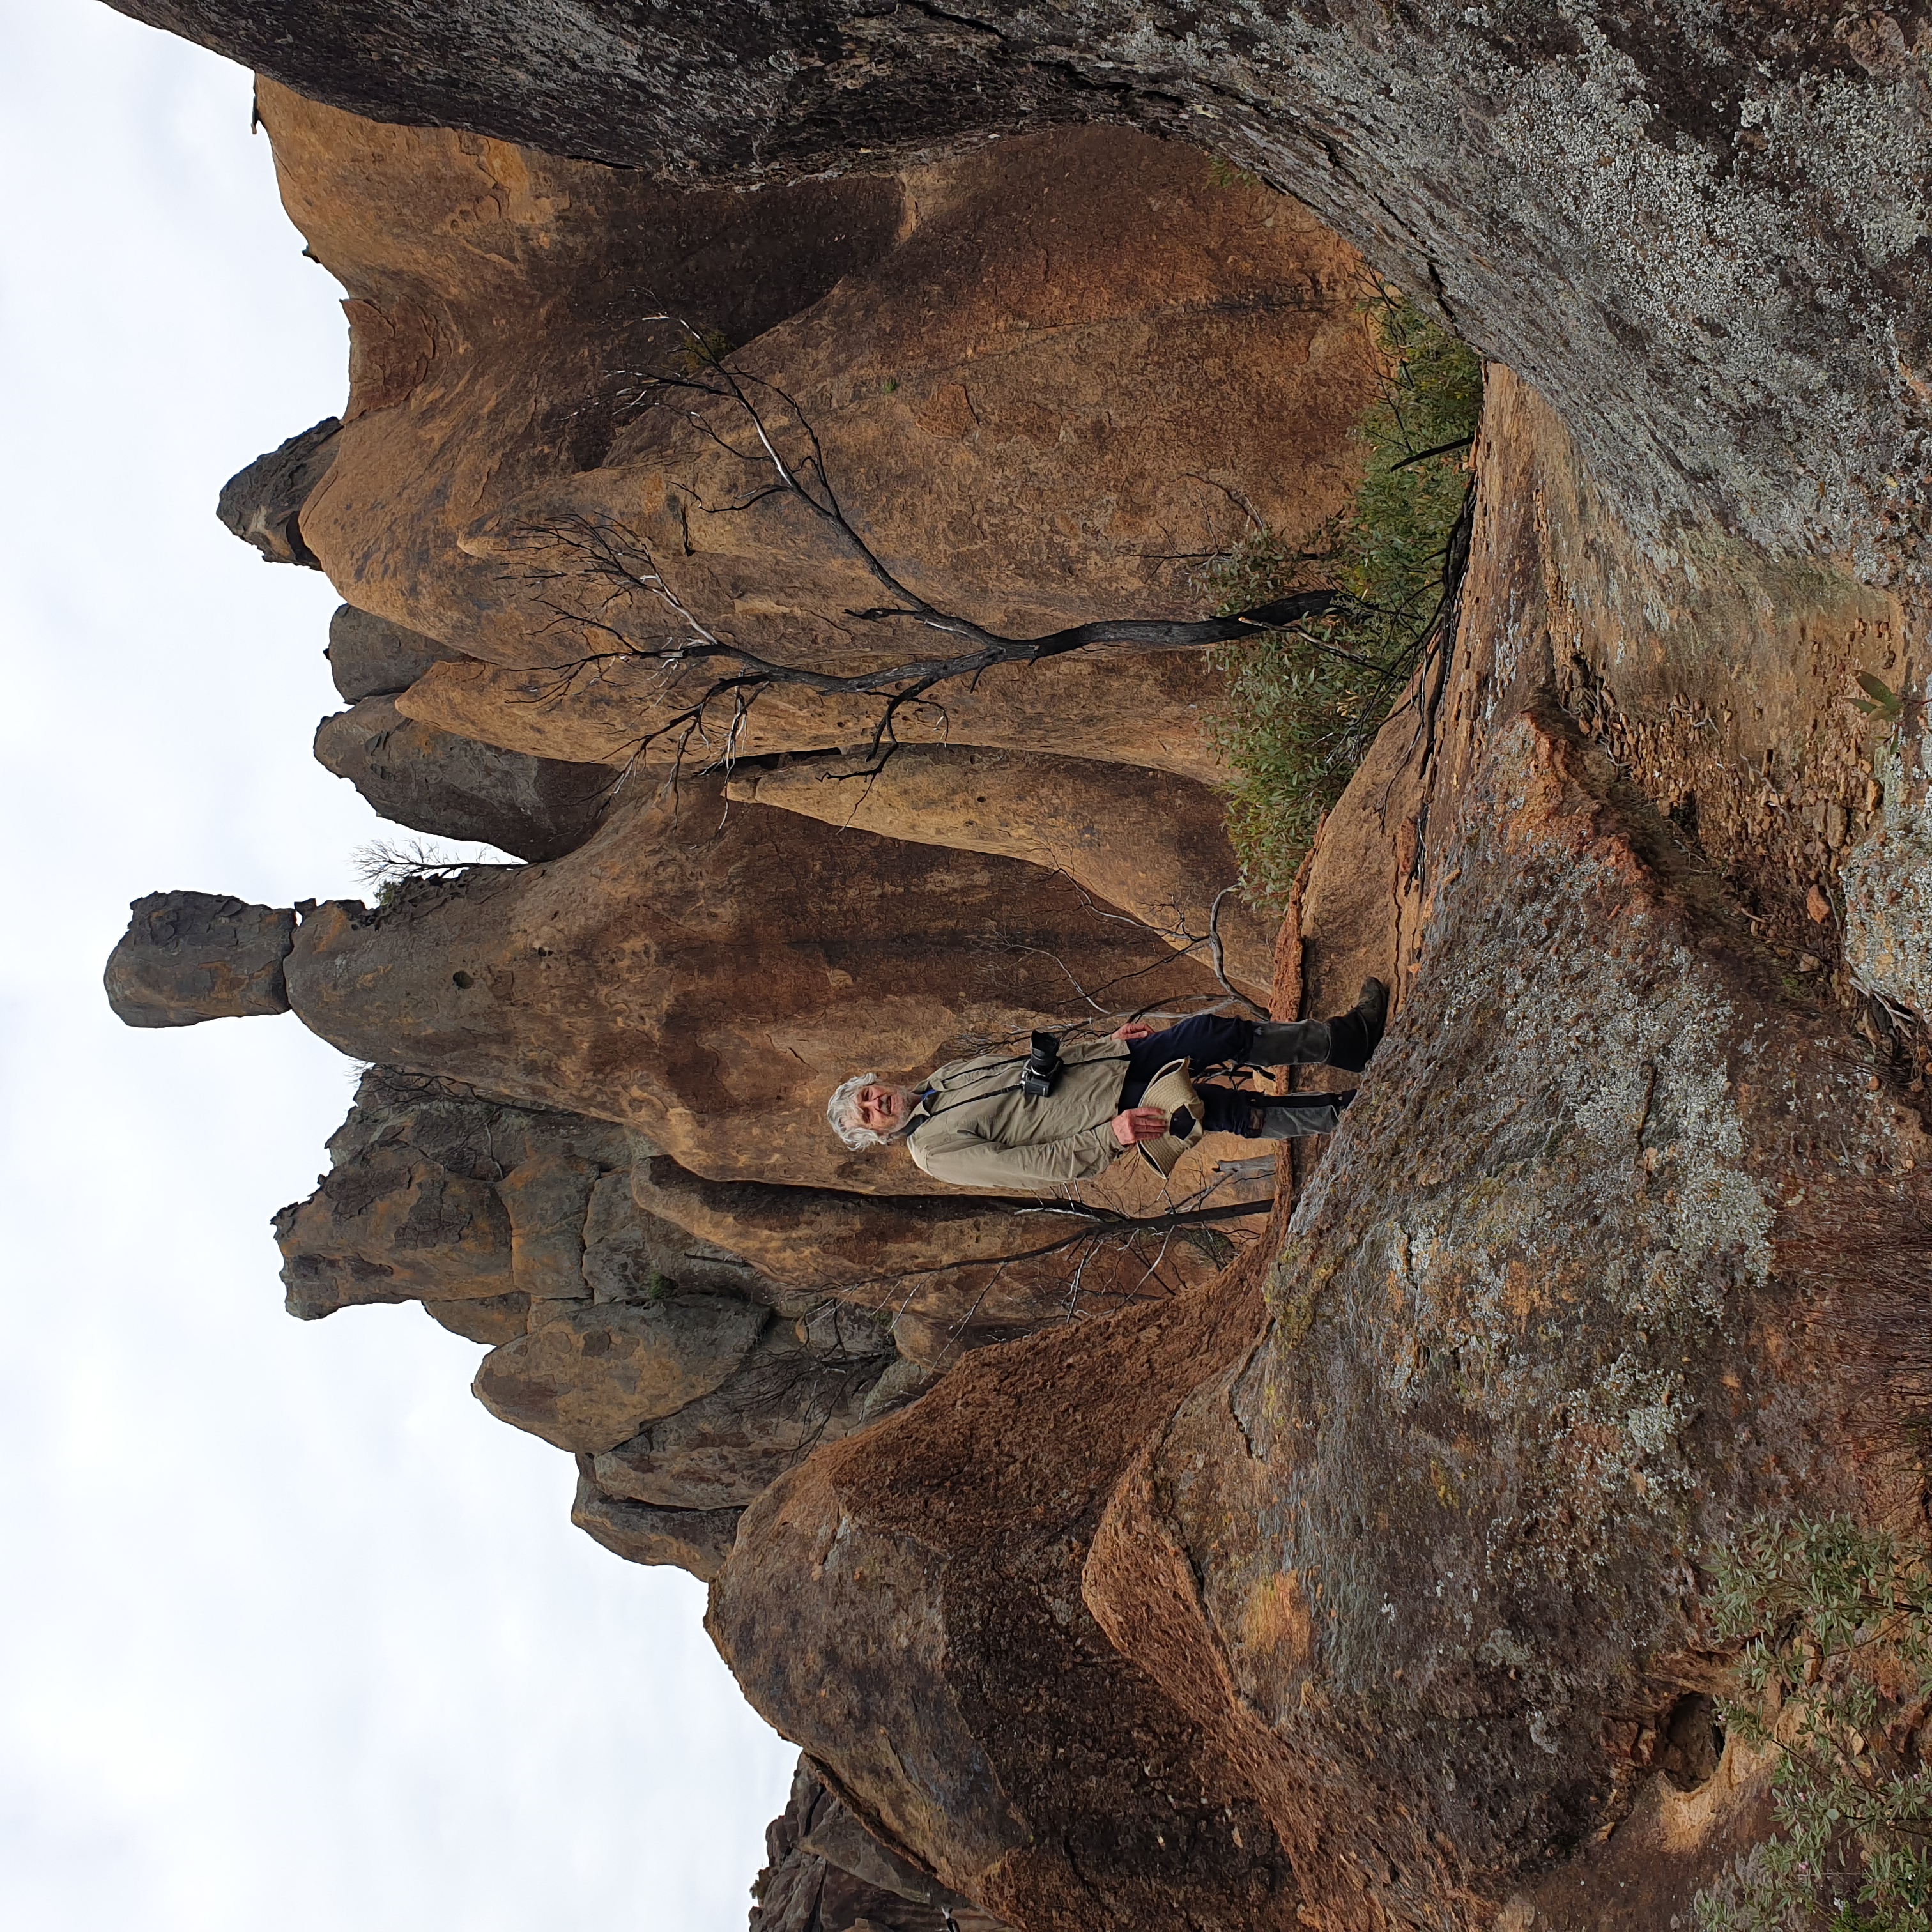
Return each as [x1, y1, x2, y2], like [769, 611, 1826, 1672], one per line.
[1841, 709, 1932, 1016]
[104, 890, 296, 1028]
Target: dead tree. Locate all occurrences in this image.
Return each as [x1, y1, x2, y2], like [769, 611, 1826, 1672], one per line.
[500, 323, 1344, 783]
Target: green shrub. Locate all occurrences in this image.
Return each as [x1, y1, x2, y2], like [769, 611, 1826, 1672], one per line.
[1202, 287, 1483, 907]
[1696, 1516, 1932, 1931]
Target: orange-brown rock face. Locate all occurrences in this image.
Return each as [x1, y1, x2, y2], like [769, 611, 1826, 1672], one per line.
[279, 773, 1227, 1192]
[709, 381, 1932, 1929]
[725, 748, 1275, 1004]
[98, 28, 1932, 1927]
[254, 81, 1377, 776]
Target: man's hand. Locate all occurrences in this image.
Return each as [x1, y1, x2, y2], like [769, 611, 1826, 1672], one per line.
[1112, 1106, 1169, 1147]
[1109, 1020, 1155, 1044]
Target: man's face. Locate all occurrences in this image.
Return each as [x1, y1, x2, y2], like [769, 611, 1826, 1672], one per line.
[854, 1084, 907, 1134]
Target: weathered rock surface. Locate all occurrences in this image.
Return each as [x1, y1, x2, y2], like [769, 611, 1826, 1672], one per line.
[710, 378, 1932, 1929]
[105, 891, 295, 1027]
[569, 1467, 742, 1583]
[314, 697, 612, 861]
[215, 415, 339, 567]
[632, 1156, 1227, 1338]
[1843, 753, 1932, 1017]
[112, 0, 1931, 572]
[92, 14, 1932, 1923]
[710, 1241, 1298, 1928]
[749, 1756, 1012, 1932]
[279, 775, 1225, 1193]
[395, 650, 1234, 788]
[271, 1068, 663, 1319]
[473, 1294, 772, 1453]
[727, 748, 1274, 1003]
[240, 80, 1374, 792]
[325, 602, 466, 703]
[593, 1313, 904, 1512]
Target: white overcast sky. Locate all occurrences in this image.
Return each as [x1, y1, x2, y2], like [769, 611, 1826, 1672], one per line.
[0, 5, 795, 1928]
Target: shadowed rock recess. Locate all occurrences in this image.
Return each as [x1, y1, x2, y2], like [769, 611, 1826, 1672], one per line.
[103, 6, 1932, 1928]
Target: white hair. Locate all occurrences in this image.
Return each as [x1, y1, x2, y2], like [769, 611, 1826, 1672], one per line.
[827, 1071, 887, 1150]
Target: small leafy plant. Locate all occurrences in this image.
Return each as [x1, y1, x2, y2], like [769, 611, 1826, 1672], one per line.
[1696, 1517, 1932, 1931]
[1202, 285, 1484, 905]
[1853, 674, 1906, 728]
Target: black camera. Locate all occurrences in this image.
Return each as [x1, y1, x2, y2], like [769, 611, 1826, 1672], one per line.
[1020, 1030, 1062, 1099]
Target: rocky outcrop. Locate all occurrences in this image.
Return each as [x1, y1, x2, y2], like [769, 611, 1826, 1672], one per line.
[215, 415, 338, 566]
[749, 1756, 1013, 1932]
[104, 890, 295, 1027]
[93, 17, 1932, 1926]
[709, 377, 1932, 1930]
[271, 1070, 940, 1575]
[275, 774, 1227, 1193]
[325, 604, 465, 703]
[110, 0, 1930, 574]
[569, 1471, 743, 1583]
[313, 698, 612, 860]
[233, 82, 1376, 794]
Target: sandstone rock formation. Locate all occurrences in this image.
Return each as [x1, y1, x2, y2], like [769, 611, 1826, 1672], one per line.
[749, 1756, 1013, 1932]
[725, 749, 1275, 1003]
[275, 773, 1234, 1194]
[95, 12, 1932, 1929]
[313, 698, 611, 861]
[325, 603, 464, 703]
[707, 375, 1932, 1931]
[112, 0, 1930, 574]
[227, 80, 1377, 799]
[104, 890, 295, 1027]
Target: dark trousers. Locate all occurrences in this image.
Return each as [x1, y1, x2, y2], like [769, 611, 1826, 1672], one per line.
[1119, 1015, 1350, 1140]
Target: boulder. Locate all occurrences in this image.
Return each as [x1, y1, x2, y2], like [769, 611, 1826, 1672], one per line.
[749, 1756, 1011, 1932]
[104, 891, 295, 1027]
[272, 1069, 740, 1319]
[568, 1465, 741, 1581]
[728, 749, 1275, 1003]
[326, 603, 466, 703]
[273, 1146, 514, 1317]
[313, 698, 612, 861]
[472, 1294, 772, 1452]
[214, 416, 339, 566]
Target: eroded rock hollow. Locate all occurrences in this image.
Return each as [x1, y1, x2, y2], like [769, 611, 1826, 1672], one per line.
[105, 6, 1932, 1928]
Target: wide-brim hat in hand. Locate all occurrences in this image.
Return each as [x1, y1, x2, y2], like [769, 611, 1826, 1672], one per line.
[1135, 1058, 1206, 1176]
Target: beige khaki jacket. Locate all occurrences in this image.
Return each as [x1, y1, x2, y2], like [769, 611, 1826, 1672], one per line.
[903, 1038, 1133, 1191]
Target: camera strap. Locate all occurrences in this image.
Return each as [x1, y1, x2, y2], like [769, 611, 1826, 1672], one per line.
[910, 1049, 1130, 1131]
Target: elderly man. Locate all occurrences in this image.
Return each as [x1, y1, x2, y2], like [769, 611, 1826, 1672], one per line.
[826, 981, 1387, 1191]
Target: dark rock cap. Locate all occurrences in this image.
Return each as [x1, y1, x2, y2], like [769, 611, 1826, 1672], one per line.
[215, 417, 339, 567]
[104, 890, 296, 1027]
